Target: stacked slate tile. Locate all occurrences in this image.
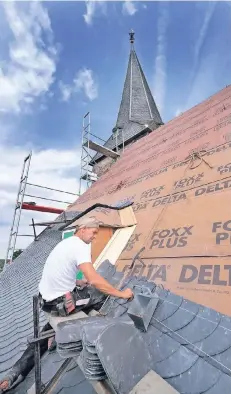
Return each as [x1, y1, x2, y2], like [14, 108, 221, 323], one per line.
[56, 317, 87, 358]
[55, 261, 126, 374]
[55, 261, 159, 385]
[57, 340, 83, 359]
[78, 320, 111, 380]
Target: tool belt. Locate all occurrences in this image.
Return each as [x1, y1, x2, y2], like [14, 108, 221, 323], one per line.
[39, 286, 91, 317]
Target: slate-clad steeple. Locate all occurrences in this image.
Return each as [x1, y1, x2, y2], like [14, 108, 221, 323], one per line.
[92, 31, 163, 164]
[116, 30, 163, 130]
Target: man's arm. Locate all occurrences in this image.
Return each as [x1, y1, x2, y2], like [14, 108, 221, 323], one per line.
[79, 263, 133, 299]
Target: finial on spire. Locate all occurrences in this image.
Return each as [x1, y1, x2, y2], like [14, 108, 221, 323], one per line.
[129, 29, 135, 45]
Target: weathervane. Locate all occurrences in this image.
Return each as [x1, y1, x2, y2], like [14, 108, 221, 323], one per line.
[129, 29, 135, 45]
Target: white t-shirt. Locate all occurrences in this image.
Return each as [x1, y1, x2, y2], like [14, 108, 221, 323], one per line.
[39, 236, 91, 301]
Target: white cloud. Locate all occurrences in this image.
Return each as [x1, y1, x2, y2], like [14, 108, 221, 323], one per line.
[0, 144, 80, 257]
[122, 1, 138, 16]
[84, 1, 97, 25]
[83, 1, 106, 25]
[59, 68, 98, 102]
[192, 2, 216, 84]
[59, 81, 72, 102]
[0, 1, 57, 113]
[185, 2, 217, 110]
[153, 2, 169, 113]
[74, 69, 98, 101]
[175, 108, 183, 117]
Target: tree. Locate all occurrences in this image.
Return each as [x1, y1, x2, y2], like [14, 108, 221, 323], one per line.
[13, 249, 23, 261]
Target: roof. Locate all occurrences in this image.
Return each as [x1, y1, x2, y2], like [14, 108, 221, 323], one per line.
[0, 259, 4, 272]
[91, 38, 163, 163]
[54, 260, 231, 394]
[69, 83, 231, 316]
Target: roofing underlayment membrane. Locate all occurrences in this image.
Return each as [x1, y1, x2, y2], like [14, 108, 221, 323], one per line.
[69, 84, 231, 317]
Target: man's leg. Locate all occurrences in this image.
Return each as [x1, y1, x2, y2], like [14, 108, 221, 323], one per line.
[0, 323, 52, 392]
[44, 286, 106, 330]
[0, 288, 106, 392]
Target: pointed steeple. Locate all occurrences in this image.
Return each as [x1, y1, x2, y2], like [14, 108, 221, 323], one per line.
[115, 30, 163, 130]
[91, 32, 163, 165]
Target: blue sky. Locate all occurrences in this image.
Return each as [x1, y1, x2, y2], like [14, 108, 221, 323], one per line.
[0, 0, 231, 256]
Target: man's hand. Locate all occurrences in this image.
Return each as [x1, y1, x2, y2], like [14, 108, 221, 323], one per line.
[79, 262, 134, 299]
[76, 279, 88, 287]
[120, 288, 134, 300]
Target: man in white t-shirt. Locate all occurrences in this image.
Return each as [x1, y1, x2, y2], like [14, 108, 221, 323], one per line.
[39, 216, 133, 325]
[0, 216, 133, 392]
[39, 228, 93, 302]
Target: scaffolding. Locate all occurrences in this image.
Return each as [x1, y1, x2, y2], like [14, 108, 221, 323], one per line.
[4, 152, 32, 269]
[4, 153, 79, 271]
[79, 112, 96, 194]
[79, 112, 122, 195]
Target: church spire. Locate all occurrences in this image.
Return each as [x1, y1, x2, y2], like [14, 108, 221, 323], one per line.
[91, 32, 163, 164]
[115, 31, 163, 130]
[129, 29, 135, 46]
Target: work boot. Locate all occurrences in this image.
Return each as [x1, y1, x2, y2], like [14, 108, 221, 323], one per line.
[0, 371, 19, 392]
[48, 337, 57, 352]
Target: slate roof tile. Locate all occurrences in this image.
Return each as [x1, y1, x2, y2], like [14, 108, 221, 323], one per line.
[213, 347, 231, 374]
[175, 307, 221, 344]
[152, 292, 183, 322]
[0, 353, 23, 375]
[186, 317, 231, 357]
[156, 299, 199, 333]
[0, 323, 34, 344]
[147, 334, 180, 364]
[96, 322, 152, 394]
[0, 336, 27, 355]
[106, 303, 128, 318]
[0, 344, 27, 364]
[154, 346, 198, 379]
[205, 374, 231, 393]
[140, 325, 163, 346]
[58, 380, 96, 394]
[166, 358, 222, 394]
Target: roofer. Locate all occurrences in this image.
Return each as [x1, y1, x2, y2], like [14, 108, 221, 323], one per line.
[0, 216, 133, 393]
[39, 215, 133, 328]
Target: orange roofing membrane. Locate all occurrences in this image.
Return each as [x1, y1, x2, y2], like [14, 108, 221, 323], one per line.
[68, 85, 231, 316]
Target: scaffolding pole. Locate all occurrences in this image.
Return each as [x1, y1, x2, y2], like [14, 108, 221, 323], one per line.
[4, 152, 32, 270]
[79, 112, 95, 195]
[79, 113, 123, 195]
[27, 183, 79, 196]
